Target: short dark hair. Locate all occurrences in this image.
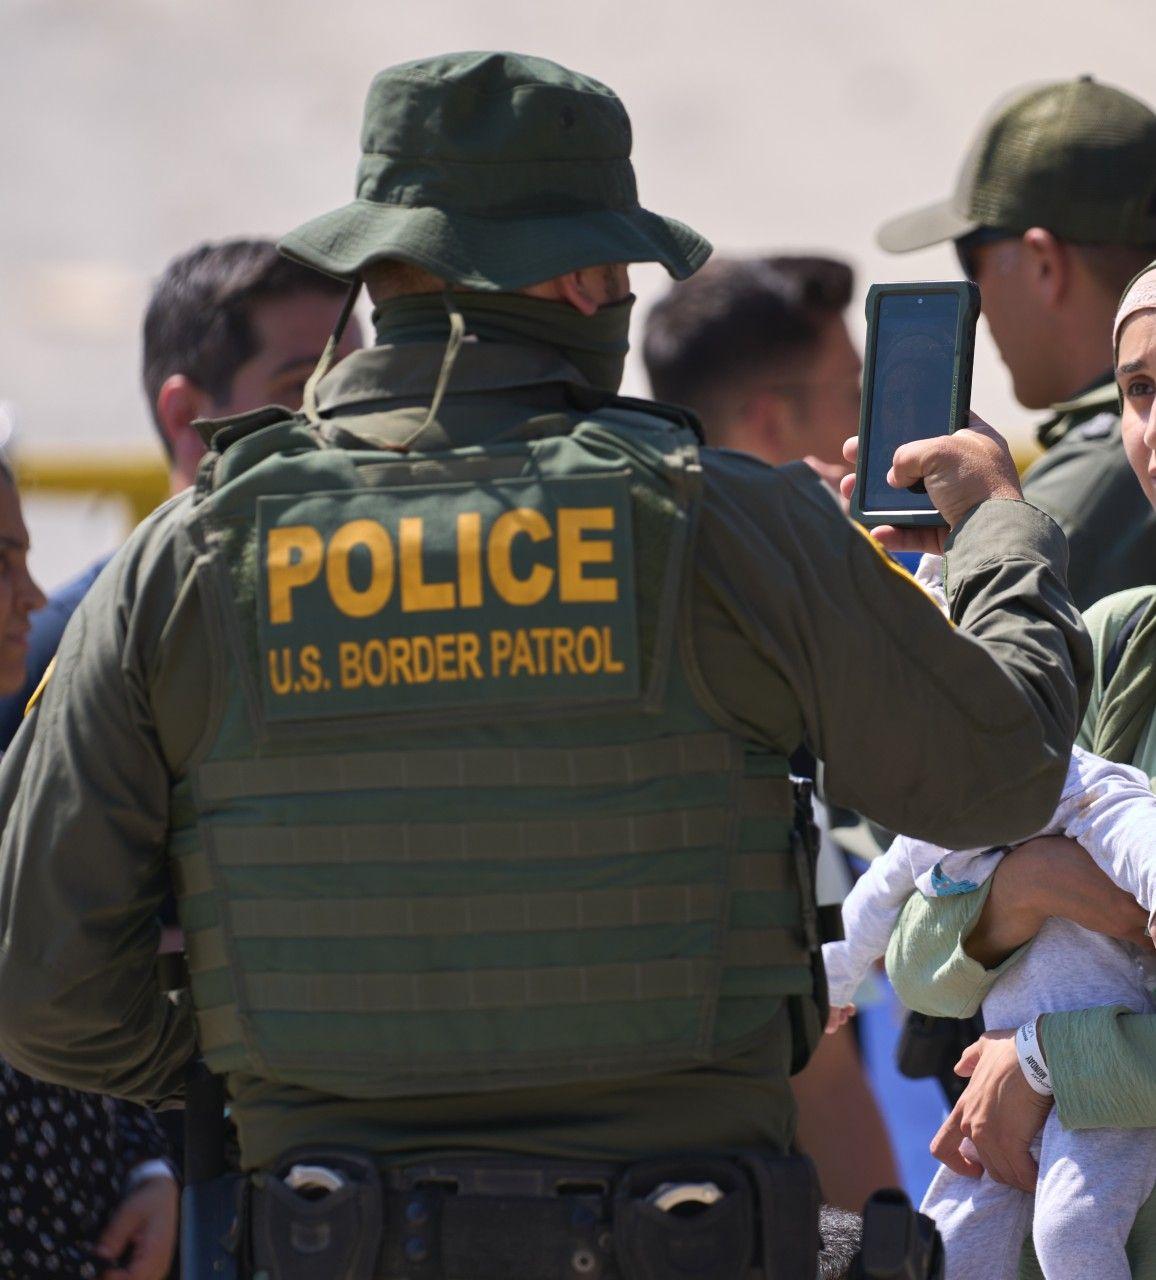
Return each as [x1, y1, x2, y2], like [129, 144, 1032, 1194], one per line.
[642, 255, 854, 427]
[1072, 241, 1156, 298]
[141, 239, 346, 449]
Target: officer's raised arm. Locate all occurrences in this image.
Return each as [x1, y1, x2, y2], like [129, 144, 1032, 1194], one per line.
[693, 427, 1090, 848]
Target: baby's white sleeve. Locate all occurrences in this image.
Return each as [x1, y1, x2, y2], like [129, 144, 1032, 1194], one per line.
[822, 840, 920, 1007]
[1057, 746, 1156, 915]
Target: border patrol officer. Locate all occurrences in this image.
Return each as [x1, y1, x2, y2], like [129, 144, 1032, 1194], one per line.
[878, 75, 1156, 612]
[0, 53, 1089, 1279]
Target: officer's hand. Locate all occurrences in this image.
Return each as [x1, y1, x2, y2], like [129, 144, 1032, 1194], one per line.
[965, 836, 1152, 967]
[840, 414, 1022, 553]
[930, 1029, 1051, 1193]
[94, 1174, 178, 1280]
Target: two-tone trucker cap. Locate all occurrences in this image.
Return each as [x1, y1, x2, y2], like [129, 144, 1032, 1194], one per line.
[878, 76, 1156, 253]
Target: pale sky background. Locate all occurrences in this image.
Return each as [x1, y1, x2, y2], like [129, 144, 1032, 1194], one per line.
[2, 0, 1150, 587]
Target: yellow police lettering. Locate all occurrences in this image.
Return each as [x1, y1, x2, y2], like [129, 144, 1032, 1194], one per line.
[491, 629, 513, 676]
[530, 627, 551, 671]
[558, 507, 617, 603]
[435, 632, 459, 680]
[575, 626, 601, 673]
[400, 517, 456, 612]
[601, 625, 625, 674]
[410, 636, 437, 682]
[363, 639, 388, 687]
[509, 628, 535, 676]
[388, 636, 414, 683]
[552, 627, 577, 674]
[268, 646, 294, 694]
[267, 526, 324, 624]
[326, 520, 395, 618]
[459, 632, 483, 679]
[298, 645, 325, 692]
[338, 641, 363, 689]
[259, 487, 636, 719]
[456, 512, 483, 608]
[488, 509, 554, 606]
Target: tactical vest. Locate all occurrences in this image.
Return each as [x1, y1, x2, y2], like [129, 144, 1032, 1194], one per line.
[169, 401, 820, 1099]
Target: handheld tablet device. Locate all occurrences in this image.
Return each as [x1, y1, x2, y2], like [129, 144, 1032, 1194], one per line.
[851, 281, 980, 528]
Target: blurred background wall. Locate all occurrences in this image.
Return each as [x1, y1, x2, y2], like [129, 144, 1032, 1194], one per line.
[1, 0, 1150, 587]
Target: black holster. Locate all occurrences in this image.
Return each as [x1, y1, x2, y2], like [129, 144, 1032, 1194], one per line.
[896, 1012, 984, 1106]
[249, 1147, 383, 1280]
[614, 1153, 819, 1280]
[850, 1189, 944, 1280]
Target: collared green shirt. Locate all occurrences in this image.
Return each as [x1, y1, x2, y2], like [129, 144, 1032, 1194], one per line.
[0, 336, 1090, 1168]
[1023, 374, 1156, 611]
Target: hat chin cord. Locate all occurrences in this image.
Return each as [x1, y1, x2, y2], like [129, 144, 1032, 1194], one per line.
[302, 280, 365, 423]
[302, 284, 467, 456]
[419, 289, 467, 434]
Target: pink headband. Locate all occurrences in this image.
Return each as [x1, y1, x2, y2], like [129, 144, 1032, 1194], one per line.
[1114, 263, 1156, 353]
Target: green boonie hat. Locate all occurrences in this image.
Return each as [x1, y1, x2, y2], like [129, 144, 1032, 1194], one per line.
[878, 76, 1156, 253]
[279, 51, 711, 290]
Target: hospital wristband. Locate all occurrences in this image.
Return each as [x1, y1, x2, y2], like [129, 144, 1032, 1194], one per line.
[1015, 1018, 1053, 1096]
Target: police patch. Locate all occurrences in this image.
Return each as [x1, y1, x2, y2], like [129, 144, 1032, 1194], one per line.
[256, 475, 640, 720]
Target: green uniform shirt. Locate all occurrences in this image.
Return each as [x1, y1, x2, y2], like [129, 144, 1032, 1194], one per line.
[1023, 376, 1156, 611]
[887, 588, 1156, 1277]
[0, 336, 1090, 1169]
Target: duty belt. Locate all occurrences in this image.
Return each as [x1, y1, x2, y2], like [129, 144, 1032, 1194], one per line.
[188, 1148, 821, 1280]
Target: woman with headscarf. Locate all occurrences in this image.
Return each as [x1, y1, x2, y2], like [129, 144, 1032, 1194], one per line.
[887, 260, 1156, 1276]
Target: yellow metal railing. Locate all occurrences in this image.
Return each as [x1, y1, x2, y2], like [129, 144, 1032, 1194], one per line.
[14, 454, 170, 528]
[11, 441, 1043, 534]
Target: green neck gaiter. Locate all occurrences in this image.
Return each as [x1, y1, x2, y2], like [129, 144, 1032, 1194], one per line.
[373, 291, 635, 393]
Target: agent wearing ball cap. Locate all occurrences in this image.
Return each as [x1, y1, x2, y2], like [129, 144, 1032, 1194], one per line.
[879, 75, 1156, 611]
[0, 52, 1088, 1278]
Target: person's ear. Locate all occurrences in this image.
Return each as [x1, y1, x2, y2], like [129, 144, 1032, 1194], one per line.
[155, 374, 213, 455]
[1021, 227, 1068, 309]
[552, 269, 603, 317]
[156, 374, 218, 488]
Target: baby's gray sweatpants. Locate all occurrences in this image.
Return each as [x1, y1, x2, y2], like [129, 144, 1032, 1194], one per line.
[921, 917, 1156, 1280]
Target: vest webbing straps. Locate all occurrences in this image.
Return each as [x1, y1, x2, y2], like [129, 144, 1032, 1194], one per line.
[197, 732, 744, 802]
[199, 805, 742, 864]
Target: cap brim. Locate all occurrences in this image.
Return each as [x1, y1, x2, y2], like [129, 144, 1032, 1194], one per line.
[876, 199, 979, 253]
[279, 200, 712, 289]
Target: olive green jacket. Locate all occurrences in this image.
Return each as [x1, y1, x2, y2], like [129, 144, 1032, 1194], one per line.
[887, 588, 1156, 1277]
[0, 336, 1090, 1169]
[1023, 376, 1156, 611]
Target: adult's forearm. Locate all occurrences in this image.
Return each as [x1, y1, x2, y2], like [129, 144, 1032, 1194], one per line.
[884, 883, 1011, 1018]
[1044, 1006, 1156, 1131]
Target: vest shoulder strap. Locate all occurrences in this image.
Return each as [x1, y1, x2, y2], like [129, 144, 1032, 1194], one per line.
[566, 387, 705, 445]
[194, 404, 302, 452]
[194, 407, 321, 503]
